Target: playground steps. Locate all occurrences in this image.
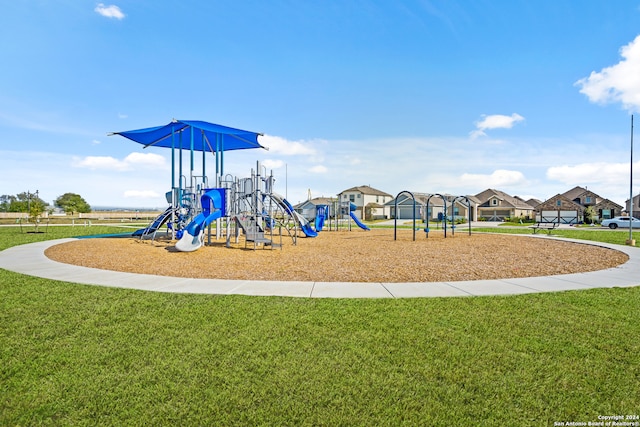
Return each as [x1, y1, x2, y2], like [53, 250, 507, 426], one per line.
[234, 216, 273, 245]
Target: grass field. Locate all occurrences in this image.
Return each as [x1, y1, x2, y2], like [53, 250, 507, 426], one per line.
[472, 225, 640, 246]
[1, 225, 639, 425]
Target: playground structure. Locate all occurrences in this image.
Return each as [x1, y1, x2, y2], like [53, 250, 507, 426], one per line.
[136, 160, 378, 252]
[114, 120, 482, 253]
[141, 161, 319, 252]
[113, 120, 321, 252]
[393, 191, 472, 241]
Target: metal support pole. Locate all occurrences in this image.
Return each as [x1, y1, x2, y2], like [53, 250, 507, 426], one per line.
[202, 130, 206, 187]
[629, 115, 635, 246]
[171, 127, 176, 239]
[178, 131, 183, 212]
[190, 126, 194, 190]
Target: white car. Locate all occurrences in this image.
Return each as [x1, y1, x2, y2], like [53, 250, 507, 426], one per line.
[601, 216, 640, 229]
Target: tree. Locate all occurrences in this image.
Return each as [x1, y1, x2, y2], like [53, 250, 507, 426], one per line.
[584, 206, 596, 225]
[55, 193, 91, 215]
[28, 198, 47, 232]
[5, 192, 49, 213]
[0, 195, 15, 212]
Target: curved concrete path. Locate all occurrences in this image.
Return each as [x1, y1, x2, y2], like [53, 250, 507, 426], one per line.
[0, 237, 638, 298]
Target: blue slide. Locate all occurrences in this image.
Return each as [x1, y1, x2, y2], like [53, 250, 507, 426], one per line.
[349, 203, 370, 230]
[298, 219, 318, 237]
[271, 193, 317, 237]
[175, 189, 226, 252]
[350, 212, 370, 230]
[315, 205, 328, 232]
[133, 206, 173, 237]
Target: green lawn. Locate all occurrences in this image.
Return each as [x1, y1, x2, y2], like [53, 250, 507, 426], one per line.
[1, 226, 639, 425]
[473, 225, 640, 246]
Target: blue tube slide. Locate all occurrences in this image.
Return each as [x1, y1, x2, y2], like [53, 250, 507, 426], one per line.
[133, 206, 173, 236]
[315, 205, 328, 232]
[299, 221, 318, 237]
[271, 193, 317, 237]
[175, 188, 226, 252]
[349, 212, 370, 230]
[349, 203, 370, 230]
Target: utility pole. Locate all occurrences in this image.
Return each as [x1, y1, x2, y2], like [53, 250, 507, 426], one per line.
[628, 115, 635, 246]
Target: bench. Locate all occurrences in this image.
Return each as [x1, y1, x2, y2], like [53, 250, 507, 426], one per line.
[529, 222, 559, 235]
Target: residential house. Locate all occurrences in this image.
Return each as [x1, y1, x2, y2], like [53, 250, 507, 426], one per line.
[387, 192, 442, 220]
[562, 186, 621, 220]
[294, 197, 337, 222]
[474, 189, 535, 221]
[338, 186, 392, 220]
[625, 193, 640, 217]
[534, 194, 585, 224]
[537, 186, 623, 223]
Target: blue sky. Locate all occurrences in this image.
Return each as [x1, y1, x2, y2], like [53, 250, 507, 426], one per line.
[1, 1, 640, 208]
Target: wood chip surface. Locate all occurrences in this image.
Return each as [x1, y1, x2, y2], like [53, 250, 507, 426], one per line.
[45, 229, 628, 283]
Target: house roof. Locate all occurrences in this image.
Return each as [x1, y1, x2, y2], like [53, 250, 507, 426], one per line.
[535, 194, 584, 211]
[526, 198, 542, 207]
[474, 188, 534, 210]
[466, 195, 481, 204]
[594, 198, 623, 210]
[309, 197, 337, 204]
[385, 192, 475, 207]
[339, 185, 392, 197]
[365, 202, 384, 208]
[561, 186, 588, 201]
[385, 192, 423, 206]
[293, 197, 337, 209]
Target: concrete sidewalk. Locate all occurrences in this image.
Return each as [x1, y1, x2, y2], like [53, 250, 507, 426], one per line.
[0, 237, 638, 298]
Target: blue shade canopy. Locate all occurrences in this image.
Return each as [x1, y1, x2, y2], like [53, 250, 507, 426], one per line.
[111, 119, 265, 152]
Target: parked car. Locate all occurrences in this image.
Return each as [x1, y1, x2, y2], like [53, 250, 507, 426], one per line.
[601, 216, 640, 229]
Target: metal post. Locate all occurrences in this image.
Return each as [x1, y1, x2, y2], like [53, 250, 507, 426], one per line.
[178, 131, 183, 215]
[629, 115, 635, 245]
[215, 134, 220, 181]
[202, 130, 206, 187]
[171, 126, 176, 239]
[190, 126, 194, 190]
[220, 135, 224, 176]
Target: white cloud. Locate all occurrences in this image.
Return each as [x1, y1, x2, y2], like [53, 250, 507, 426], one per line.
[309, 165, 328, 173]
[470, 113, 525, 138]
[95, 3, 125, 19]
[259, 134, 319, 155]
[458, 169, 527, 187]
[575, 35, 640, 112]
[92, 139, 101, 145]
[545, 161, 640, 205]
[546, 161, 638, 186]
[261, 159, 284, 169]
[124, 190, 161, 199]
[72, 152, 167, 171]
[72, 155, 126, 171]
[123, 152, 167, 168]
